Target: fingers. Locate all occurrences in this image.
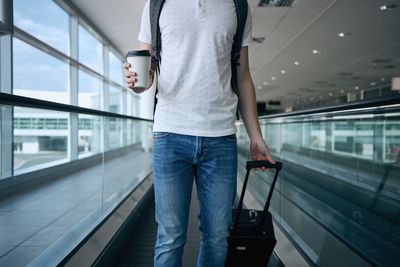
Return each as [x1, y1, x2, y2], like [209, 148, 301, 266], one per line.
[266, 154, 276, 164]
[125, 75, 137, 89]
[123, 62, 130, 69]
[123, 62, 137, 89]
[252, 152, 275, 172]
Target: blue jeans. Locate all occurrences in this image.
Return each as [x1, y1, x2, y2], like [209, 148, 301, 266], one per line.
[152, 132, 238, 267]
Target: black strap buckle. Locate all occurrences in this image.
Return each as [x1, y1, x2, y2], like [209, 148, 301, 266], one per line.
[151, 50, 160, 63]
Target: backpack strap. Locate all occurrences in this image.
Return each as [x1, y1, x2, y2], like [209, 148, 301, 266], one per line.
[150, 0, 165, 73]
[150, 0, 165, 115]
[232, 0, 248, 119]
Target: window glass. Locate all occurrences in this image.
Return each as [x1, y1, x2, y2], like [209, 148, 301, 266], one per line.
[127, 92, 138, 117]
[106, 117, 122, 150]
[108, 85, 122, 113]
[109, 51, 123, 85]
[78, 115, 102, 158]
[14, 0, 69, 54]
[13, 38, 69, 104]
[78, 69, 102, 110]
[79, 24, 103, 73]
[13, 107, 69, 175]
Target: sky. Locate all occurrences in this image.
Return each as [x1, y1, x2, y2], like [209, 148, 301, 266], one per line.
[12, 0, 122, 95]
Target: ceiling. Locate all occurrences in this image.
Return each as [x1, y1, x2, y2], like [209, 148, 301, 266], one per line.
[71, 0, 400, 109]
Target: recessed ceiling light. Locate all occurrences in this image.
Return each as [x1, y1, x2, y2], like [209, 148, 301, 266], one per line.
[319, 95, 323, 98]
[271, 76, 276, 80]
[340, 90, 345, 93]
[380, 77, 386, 81]
[294, 61, 301, 66]
[257, 86, 262, 90]
[263, 81, 269, 86]
[329, 92, 333, 96]
[312, 49, 322, 54]
[354, 86, 359, 90]
[380, 4, 398, 11]
[338, 32, 352, 38]
[280, 70, 286, 74]
[310, 97, 314, 101]
[370, 82, 376, 86]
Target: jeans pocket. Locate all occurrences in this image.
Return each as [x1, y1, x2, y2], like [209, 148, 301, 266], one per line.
[153, 132, 171, 140]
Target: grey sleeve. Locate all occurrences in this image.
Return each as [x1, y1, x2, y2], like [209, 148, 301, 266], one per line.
[138, 1, 151, 44]
[241, 7, 253, 47]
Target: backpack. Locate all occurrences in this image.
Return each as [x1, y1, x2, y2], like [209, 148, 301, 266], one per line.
[149, 0, 249, 117]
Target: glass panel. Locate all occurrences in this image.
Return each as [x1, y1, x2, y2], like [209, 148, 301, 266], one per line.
[126, 119, 132, 145]
[13, 38, 69, 104]
[281, 121, 302, 158]
[132, 117, 142, 145]
[106, 117, 122, 151]
[13, 0, 69, 54]
[126, 118, 141, 146]
[127, 92, 134, 116]
[236, 105, 400, 267]
[108, 85, 122, 113]
[109, 51, 122, 85]
[78, 114, 102, 158]
[385, 118, 400, 162]
[78, 69, 102, 110]
[0, 105, 13, 179]
[131, 93, 140, 117]
[13, 107, 69, 174]
[2, 105, 153, 265]
[78, 24, 102, 73]
[97, 120, 151, 261]
[263, 122, 281, 155]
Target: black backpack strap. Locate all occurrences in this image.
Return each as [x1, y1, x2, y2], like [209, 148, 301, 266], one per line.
[150, 0, 165, 116]
[150, 0, 165, 73]
[232, 0, 248, 119]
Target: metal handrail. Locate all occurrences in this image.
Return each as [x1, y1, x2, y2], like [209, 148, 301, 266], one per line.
[0, 92, 154, 122]
[3, 92, 399, 123]
[259, 95, 400, 120]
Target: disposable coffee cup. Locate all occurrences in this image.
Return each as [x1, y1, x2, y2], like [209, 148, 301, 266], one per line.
[126, 50, 151, 90]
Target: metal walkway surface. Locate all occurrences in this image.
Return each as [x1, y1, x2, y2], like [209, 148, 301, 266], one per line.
[97, 184, 284, 267]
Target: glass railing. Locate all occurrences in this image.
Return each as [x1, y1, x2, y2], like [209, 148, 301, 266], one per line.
[236, 97, 400, 267]
[0, 93, 153, 267]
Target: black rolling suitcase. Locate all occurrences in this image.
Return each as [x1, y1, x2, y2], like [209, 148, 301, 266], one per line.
[225, 160, 283, 267]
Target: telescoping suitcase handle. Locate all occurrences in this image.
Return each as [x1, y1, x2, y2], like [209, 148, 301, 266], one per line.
[232, 161, 283, 234]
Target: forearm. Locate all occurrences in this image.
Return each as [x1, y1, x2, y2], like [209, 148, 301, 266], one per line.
[237, 73, 263, 141]
[138, 42, 151, 51]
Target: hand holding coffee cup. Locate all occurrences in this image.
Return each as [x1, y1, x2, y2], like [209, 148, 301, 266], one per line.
[124, 50, 153, 93]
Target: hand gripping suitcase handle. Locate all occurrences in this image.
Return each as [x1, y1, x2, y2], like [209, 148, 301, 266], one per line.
[232, 161, 283, 234]
[246, 161, 282, 170]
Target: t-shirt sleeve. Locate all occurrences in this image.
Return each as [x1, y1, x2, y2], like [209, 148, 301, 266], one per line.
[241, 7, 253, 47]
[138, 1, 151, 44]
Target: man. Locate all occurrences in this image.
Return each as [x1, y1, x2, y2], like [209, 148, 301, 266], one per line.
[124, 1, 275, 266]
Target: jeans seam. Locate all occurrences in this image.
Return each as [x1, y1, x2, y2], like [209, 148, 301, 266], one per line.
[197, 183, 205, 267]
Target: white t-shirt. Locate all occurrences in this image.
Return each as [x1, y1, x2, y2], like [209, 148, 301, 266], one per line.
[138, 0, 252, 137]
